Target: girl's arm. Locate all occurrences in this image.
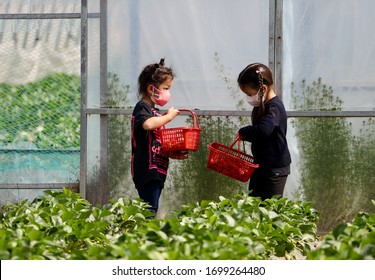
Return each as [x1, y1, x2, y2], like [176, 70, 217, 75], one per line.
[142, 107, 180, 130]
[239, 105, 280, 141]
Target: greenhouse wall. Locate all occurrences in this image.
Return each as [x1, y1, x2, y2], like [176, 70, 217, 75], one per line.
[0, 0, 374, 232]
[0, 0, 81, 203]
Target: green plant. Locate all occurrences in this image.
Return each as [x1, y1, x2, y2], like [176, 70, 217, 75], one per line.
[107, 72, 133, 199]
[0, 188, 153, 260]
[307, 200, 375, 260]
[351, 118, 375, 210]
[291, 78, 375, 232]
[1, 190, 319, 260]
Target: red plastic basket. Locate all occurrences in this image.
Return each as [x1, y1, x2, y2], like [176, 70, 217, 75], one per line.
[207, 136, 259, 182]
[158, 109, 201, 152]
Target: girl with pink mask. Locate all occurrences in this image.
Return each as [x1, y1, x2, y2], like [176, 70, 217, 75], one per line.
[131, 58, 182, 214]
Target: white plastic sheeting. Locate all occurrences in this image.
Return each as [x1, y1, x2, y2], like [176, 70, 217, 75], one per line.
[106, 0, 374, 112]
[0, 0, 80, 84]
[106, 0, 269, 110]
[283, 0, 375, 111]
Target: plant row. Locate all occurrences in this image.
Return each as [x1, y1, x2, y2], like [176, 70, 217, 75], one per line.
[0, 189, 373, 260]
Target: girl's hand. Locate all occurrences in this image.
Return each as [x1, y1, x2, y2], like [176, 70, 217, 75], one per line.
[166, 107, 180, 121]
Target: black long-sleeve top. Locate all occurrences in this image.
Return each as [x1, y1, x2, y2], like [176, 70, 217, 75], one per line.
[238, 96, 291, 170]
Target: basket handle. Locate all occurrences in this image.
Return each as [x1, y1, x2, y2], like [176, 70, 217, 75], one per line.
[229, 135, 246, 153]
[177, 109, 200, 128]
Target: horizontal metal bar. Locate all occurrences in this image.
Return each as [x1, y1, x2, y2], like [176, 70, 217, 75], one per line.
[88, 13, 100, 18]
[0, 13, 99, 19]
[0, 183, 79, 190]
[287, 111, 375, 117]
[85, 108, 375, 118]
[0, 149, 79, 153]
[86, 108, 132, 115]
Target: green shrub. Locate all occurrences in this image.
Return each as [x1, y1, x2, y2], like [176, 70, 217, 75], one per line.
[291, 78, 375, 231]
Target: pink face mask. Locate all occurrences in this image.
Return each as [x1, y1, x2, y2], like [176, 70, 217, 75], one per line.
[151, 86, 171, 106]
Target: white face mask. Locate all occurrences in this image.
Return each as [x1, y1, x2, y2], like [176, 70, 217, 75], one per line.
[246, 89, 261, 107]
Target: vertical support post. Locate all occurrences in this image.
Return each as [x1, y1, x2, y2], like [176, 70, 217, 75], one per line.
[269, 0, 276, 75]
[275, 0, 283, 100]
[269, 0, 283, 100]
[80, 0, 88, 199]
[130, 0, 140, 89]
[99, 0, 109, 204]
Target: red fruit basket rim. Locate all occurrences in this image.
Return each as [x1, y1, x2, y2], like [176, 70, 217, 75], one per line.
[207, 136, 259, 182]
[158, 109, 201, 154]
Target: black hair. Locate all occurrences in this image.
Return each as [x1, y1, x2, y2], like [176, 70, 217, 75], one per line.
[137, 58, 175, 99]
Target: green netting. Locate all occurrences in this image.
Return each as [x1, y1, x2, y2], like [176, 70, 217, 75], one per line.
[0, 72, 81, 184]
[0, 16, 81, 186]
[0, 150, 79, 172]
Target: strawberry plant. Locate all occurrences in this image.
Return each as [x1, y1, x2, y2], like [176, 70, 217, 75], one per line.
[307, 200, 375, 260]
[0, 189, 320, 260]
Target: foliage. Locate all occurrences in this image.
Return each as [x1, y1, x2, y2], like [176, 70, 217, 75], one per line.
[107, 73, 133, 199]
[291, 78, 375, 232]
[351, 118, 375, 211]
[307, 200, 375, 260]
[0, 189, 320, 260]
[0, 73, 80, 149]
[0, 189, 153, 260]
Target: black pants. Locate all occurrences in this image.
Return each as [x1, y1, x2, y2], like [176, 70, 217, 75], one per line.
[136, 181, 163, 213]
[248, 168, 288, 200]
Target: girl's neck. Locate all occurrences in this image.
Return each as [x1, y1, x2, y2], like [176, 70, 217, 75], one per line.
[265, 89, 276, 103]
[142, 96, 154, 106]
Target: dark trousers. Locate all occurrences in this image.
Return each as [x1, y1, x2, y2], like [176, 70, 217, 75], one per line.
[137, 181, 163, 213]
[248, 168, 288, 200]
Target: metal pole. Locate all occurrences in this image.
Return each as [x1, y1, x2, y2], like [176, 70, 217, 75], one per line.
[269, 0, 276, 75]
[80, 0, 88, 199]
[269, 0, 283, 100]
[99, 0, 109, 204]
[275, 0, 283, 100]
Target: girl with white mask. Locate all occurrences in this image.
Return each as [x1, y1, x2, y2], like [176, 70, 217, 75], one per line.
[237, 63, 291, 200]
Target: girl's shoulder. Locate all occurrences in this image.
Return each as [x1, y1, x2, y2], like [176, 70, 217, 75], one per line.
[133, 99, 151, 112]
[133, 100, 159, 117]
[265, 96, 286, 116]
[268, 96, 285, 108]
[135, 99, 150, 108]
